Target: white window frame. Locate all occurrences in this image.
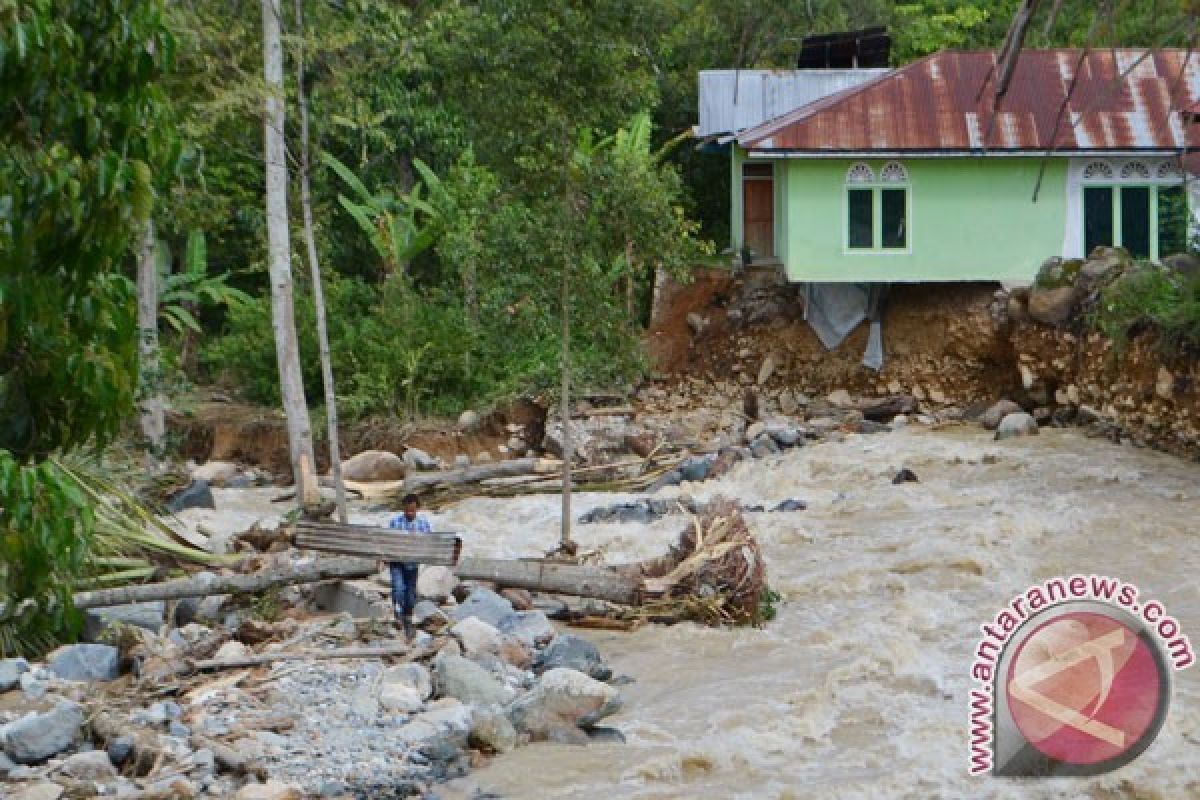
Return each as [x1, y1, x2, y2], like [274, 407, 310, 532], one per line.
[1080, 159, 1188, 261]
[844, 162, 912, 255]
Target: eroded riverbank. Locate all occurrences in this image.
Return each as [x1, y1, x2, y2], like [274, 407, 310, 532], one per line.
[441, 425, 1200, 799]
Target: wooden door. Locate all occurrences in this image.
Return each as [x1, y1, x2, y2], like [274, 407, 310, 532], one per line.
[743, 175, 774, 259]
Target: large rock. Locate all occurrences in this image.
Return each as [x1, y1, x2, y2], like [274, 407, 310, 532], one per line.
[507, 668, 621, 741]
[417, 566, 459, 602]
[191, 460, 240, 486]
[449, 588, 516, 628]
[83, 601, 165, 640]
[995, 412, 1040, 441]
[402, 447, 439, 472]
[1027, 286, 1077, 326]
[234, 781, 304, 800]
[397, 704, 475, 751]
[497, 611, 557, 649]
[0, 658, 29, 692]
[457, 410, 481, 432]
[981, 399, 1023, 431]
[469, 708, 518, 754]
[165, 480, 215, 513]
[59, 750, 117, 781]
[1164, 252, 1200, 279]
[433, 654, 515, 707]
[537, 633, 611, 681]
[2, 702, 84, 763]
[46, 643, 120, 682]
[1079, 247, 1129, 287]
[379, 684, 424, 713]
[541, 419, 596, 463]
[340, 450, 406, 482]
[12, 784, 64, 800]
[1034, 256, 1083, 289]
[451, 616, 504, 658]
[383, 663, 432, 701]
[412, 600, 449, 632]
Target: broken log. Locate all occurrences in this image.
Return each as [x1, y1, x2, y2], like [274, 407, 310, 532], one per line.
[855, 395, 917, 421]
[189, 643, 418, 672]
[72, 556, 377, 610]
[403, 457, 561, 493]
[455, 557, 641, 605]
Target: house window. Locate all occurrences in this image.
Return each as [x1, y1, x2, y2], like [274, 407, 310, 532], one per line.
[845, 162, 909, 251]
[1080, 159, 1189, 260]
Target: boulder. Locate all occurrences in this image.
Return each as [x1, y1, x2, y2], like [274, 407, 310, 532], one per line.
[766, 425, 802, 448]
[165, 480, 215, 513]
[750, 435, 779, 459]
[769, 498, 806, 512]
[191, 460, 240, 486]
[402, 447, 439, 472]
[0, 658, 29, 692]
[827, 389, 854, 408]
[59, 750, 117, 781]
[497, 611, 558, 649]
[397, 704, 475, 751]
[892, 468, 919, 484]
[413, 600, 450, 632]
[647, 469, 683, 492]
[379, 684, 424, 713]
[106, 735, 135, 767]
[12, 784, 64, 800]
[383, 663, 433, 701]
[995, 412, 1040, 441]
[457, 410, 481, 432]
[451, 617, 504, 658]
[2, 702, 84, 763]
[981, 399, 1023, 431]
[83, 601, 165, 640]
[450, 588, 516, 628]
[678, 455, 712, 483]
[340, 450, 406, 482]
[507, 668, 621, 741]
[686, 312, 707, 336]
[1156, 366, 1175, 400]
[433, 654, 515, 706]
[499, 588, 533, 611]
[537, 633, 611, 681]
[744, 421, 765, 442]
[1007, 292, 1030, 323]
[417, 566, 459, 602]
[541, 420, 596, 463]
[469, 708, 518, 754]
[1034, 256, 1083, 289]
[495, 635, 534, 670]
[234, 781, 304, 800]
[1164, 252, 1200, 279]
[46, 643, 120, 682]
[1027, 286, 1077, 326]
[454, 454, 471, 468]
[622, 432, 657, 458]
[1079, 247, 1129, 287]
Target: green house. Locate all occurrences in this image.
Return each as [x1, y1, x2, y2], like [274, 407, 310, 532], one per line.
[713, 50, 1200, 283]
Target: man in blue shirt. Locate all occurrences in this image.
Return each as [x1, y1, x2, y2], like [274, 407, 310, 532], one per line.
[388, 492, 431, 640]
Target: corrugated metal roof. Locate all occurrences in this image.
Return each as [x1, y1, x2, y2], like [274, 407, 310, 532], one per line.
[738, 50, 1200, 154]
[697, 69, 890, 137]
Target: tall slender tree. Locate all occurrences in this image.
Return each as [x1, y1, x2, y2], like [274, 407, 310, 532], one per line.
[137, 220, 165, 468]
[295, 0, 347, 522]
[261, 0, 316, 493]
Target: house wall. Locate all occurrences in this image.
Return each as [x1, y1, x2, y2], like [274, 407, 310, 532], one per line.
[775, 156, 1070, 283]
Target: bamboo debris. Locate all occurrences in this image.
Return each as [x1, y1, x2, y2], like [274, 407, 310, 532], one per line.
[631, 498, 767, 626]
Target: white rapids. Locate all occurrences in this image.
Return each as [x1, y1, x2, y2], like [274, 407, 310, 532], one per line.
[423, 426, 1200, 800]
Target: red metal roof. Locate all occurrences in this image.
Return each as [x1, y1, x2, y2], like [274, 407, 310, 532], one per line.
[739, 50, 1200, 154]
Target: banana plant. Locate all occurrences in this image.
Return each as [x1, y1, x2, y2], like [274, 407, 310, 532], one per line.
[157, 230, 251, 335]
[322, 153, 446, 276]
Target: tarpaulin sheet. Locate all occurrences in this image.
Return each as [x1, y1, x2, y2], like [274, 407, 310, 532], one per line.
[803, 283, 887, 370]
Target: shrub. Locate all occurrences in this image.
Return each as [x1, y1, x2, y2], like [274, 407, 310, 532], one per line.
[1092, 264, 1200, 356]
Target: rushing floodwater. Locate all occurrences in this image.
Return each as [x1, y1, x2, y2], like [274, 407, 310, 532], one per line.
[422, 426, 1200, 800]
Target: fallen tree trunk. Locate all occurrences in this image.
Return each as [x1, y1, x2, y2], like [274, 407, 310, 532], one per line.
[190, 643, 420, 671]
[72, 556, 376, 609]
[403, 457, 561, 493]
[455, 557, 641, 605]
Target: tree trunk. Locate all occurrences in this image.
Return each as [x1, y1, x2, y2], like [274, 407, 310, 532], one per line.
[72, 556, 377, 609]
[293, 0, 347, 523]
[559, 254, 572, 552]
[456, 558, 640, 605]
[262, 0, 315, 497]
[403, 457, 561, 493]
[137, 219, 165, 467]
[624, 238, 635, 321]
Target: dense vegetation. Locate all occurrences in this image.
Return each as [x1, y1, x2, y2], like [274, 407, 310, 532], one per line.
[158, 0, 1196, 418]
[1, 0, 1195, 652]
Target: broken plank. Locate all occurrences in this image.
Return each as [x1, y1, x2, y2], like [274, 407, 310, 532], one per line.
[189, 643, 423, 672]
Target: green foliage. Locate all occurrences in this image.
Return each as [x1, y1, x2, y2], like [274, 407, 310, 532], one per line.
[0, 455, 90, 655]
[157, 230, 252, 335]
[1, 0, 175, 653]
[893, 2, 991, 61]
[1092, 264, 1200, 356]
[322, 153, 443, 276]
[758, 587, 783, 625]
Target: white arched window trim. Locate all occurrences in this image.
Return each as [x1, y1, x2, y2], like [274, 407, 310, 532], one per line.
[1157, 162, 1184, 181]
[1119, 161, 1151, 181]
[846, 162, 875, 184]
[880, 161, 909, 183]
[1082, 161, 1114, 181]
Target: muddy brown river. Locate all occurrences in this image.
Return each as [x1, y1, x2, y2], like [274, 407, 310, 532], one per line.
[424, 426, 1200, 799]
